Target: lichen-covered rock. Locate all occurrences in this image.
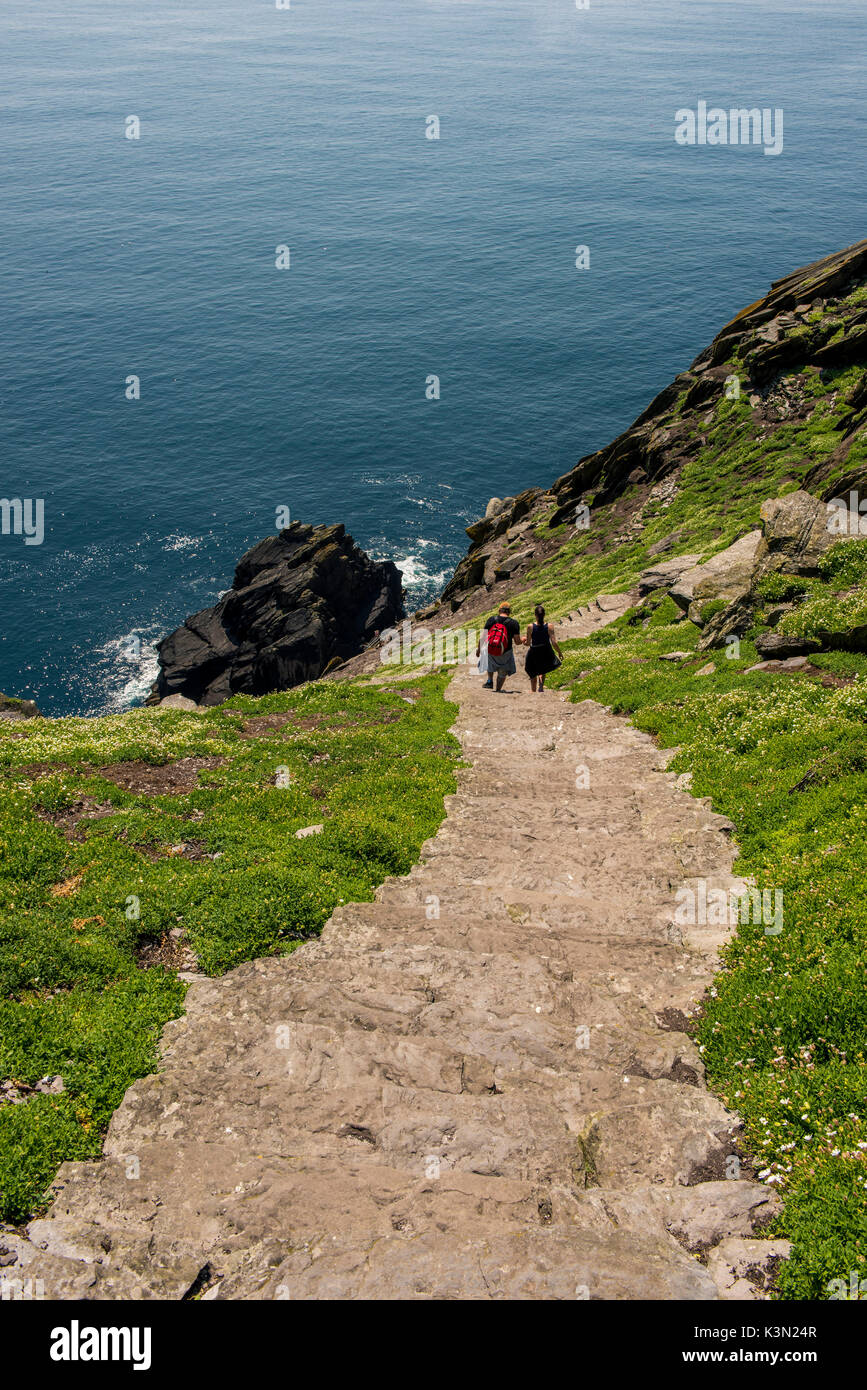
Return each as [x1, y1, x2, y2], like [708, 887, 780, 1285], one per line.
[753, 489, 837, 581]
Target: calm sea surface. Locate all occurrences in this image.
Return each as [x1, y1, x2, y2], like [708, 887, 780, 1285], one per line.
[1, 0, 864, 713]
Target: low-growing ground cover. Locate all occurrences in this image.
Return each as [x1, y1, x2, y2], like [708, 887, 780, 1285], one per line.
[549, 593, 867, 1299]
[0, 673, 459, 1224]
[776, 535, 867, 646]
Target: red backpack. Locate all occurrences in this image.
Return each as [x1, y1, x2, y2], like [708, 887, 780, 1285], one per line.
[486, 620, 509, 656]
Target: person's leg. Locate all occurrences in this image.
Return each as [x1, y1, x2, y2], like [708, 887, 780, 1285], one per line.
[496, 672, 506, 691]
[529, 675, 538, 692]
[479, 645, 492, 687]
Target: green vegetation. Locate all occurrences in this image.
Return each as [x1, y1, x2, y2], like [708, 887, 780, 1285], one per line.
[778, 536, 867, 644]
[755, 572, 814, 605]
[549, 593, 867, 1299]
[0, 674, 459, 1223]
[527, 362, 864, 625]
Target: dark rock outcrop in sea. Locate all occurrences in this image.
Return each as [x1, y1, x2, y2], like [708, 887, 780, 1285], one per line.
[150, 522, 403, 706]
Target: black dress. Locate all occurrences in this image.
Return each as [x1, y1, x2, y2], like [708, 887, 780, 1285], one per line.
[525, 622, 558, 676]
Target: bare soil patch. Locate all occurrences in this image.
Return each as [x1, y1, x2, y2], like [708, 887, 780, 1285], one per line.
[98, 757, 227, 795]
[240, 712, 305, 739]
[36, 798, 117, 841]
[136, 930, 199, 973]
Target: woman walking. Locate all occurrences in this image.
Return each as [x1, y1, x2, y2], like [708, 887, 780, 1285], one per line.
[523, 605, 563, 693]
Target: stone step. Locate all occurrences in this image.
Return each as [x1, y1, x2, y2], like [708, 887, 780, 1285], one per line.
[156, 996, 705, 1121]
[421, 828, 731, 881]
[159, 963, 704, 1102]
[334, 899, 713, 1010]
[287, 932, 708, 1032]
[333, 899, 678, 956]
[384, 860, 688, 907]
[29, 1154, 719, 1301]
[247, 1221, 717, 1301]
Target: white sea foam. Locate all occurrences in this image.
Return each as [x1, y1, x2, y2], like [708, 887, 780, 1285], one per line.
[393, 553, 450, 592]
[360, 473, 423, 488]
[91, 628, 161, 713]
[162, 533, 203, 553]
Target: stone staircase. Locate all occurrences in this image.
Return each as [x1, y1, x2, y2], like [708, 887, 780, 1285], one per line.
[3, 602, 786, 1299]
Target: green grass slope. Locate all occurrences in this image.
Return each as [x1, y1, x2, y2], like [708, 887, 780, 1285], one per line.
[0, 674, 459, 1224]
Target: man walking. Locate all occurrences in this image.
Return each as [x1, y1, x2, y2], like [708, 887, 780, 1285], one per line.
[477, 601, 521, 691]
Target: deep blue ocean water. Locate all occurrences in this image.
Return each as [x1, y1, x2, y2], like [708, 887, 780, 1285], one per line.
[1, 0, 864, 715]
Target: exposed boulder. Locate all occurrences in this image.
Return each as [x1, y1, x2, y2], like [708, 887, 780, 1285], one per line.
[440, 488, 545, 607]
[637, 554, 702, 597]
[157, 694, 201, 711]
[150, 523, 404, 707]
[754, 632, 823, 660]
[463, 488, 543, 550]
[752, 490, 837, 581]
[668, 532, 762, 625]
[441, 549, 492, 603]
[647, 530, 685, 557]
[697, 593, 755, 652]
[745, 656, 811, 674]
[488, 549, 534, 584]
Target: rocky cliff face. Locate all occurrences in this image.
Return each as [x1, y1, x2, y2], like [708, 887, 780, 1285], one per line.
[150, 523, 403, 706]
[419, 238, 867, 629]
[549, 237, 867, 524]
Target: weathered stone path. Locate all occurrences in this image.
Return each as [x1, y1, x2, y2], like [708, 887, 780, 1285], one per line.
[8, 599, 785, 1299]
